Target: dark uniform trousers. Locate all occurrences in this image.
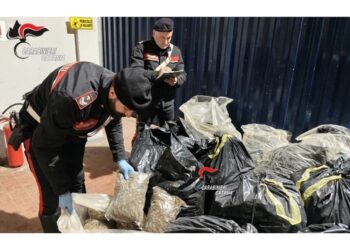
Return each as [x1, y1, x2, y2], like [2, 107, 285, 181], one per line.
[137, 99, 175, 132]
[22, 120, 87, 232]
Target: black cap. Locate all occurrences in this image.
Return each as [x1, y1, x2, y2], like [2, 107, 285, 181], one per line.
[114, 68, 152, 111]
[153, 17, 174, 32]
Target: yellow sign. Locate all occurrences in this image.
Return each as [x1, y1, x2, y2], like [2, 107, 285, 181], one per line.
[70, 17, 93, 30]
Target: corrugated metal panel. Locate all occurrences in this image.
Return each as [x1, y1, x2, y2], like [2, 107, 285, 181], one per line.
[102, 17, 350, 138]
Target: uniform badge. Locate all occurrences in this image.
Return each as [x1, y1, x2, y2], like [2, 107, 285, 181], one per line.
[75, 91, 98, 110]
[73, 118, 98, 131]
[144, 53, 159, 61]
[170, 55, 180, 63]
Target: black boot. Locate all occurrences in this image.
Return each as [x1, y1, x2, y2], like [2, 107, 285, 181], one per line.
[39, 209, 61, 233]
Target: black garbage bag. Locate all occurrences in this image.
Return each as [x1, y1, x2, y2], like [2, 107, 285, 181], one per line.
[130, 126, 169, 173]
[299, 223, 350, 233]
[165, 215, 258, 233]
[293, 157, 350, 226]
[166, 119, 216, 164]
[158, 178, 205, 217]
[164, 120, 197, 150]
[204, 134, 255, 185]
[197, 134, 255, 214]
[210, 172, 307, 233]
[156, 134, 202, 181]
[259, 144, 327, 179]
[132, 125, 205, 214]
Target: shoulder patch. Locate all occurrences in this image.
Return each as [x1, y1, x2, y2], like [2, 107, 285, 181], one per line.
[170, 55, 180, 63]
[74, 91, 98, 110]
[144, 53, 159, 61]
[50, 62, 78, 93]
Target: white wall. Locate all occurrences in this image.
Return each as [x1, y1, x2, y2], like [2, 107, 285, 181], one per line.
[0, 17, 102, 113]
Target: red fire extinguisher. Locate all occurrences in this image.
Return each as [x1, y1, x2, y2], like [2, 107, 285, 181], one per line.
[3, 123, 24, 168]
[3, 121, 24, 168]
[1, 103, 25, 168]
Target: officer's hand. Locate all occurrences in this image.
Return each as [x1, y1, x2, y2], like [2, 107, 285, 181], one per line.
[117, 160, 135, 180]
[58, 192, 73, 214]
[156, 66, 172, 80]
[164, 76, 177, 86]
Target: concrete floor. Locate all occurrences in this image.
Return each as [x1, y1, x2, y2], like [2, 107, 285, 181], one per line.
[0, 117, 136, 233]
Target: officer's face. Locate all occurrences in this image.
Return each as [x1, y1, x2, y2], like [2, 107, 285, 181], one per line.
[108, 98, 134, 118]
[153, 30, 173, 49]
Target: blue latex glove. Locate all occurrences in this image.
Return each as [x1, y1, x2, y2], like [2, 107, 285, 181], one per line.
[117, 160, 135, 180]
[58, 192, 73, 214]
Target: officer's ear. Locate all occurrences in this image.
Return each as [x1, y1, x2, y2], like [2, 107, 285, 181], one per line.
[108, 81, 117, 99]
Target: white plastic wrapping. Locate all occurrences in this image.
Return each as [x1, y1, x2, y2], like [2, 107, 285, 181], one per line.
[105, 172, 151, 230]
[58, 193, 115, 233]
[57, 209, 85, 233]
[57, 192, 146, 233]
[297, 124, 350, 138]
[241, 124, 292, 166]
[73, 193, 111, 212]
[179, 95, 241, 140]
[259, 144, 327, 179]
[296, 124, 350, 161]
[73, 193, 113, 228]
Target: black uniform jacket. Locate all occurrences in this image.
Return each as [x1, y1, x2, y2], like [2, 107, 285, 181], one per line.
[24, 62, 126, 195]
[130, 39, 186, 102]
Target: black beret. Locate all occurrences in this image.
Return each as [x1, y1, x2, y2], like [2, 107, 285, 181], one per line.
[114, 68, 152, 111]
[153, 17, 174, 32]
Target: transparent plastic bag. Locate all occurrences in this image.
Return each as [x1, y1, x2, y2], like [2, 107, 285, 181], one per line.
[57, 209, 85, 233]
[179, 95, 241, 140]
[297, 124, 350, 137]
[241, 124, 291, 167]
[261, 144, 327, 179]
[72, 193, 111, 221]
[58, 193, 117, 233]
[105, 172, 151, 230]
[144, 187, 186, 233]
[296, 124, 350, 161]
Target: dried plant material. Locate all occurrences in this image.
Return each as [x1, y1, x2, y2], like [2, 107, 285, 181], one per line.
[83, 219, 113, 231]
[88, 208, 106, 221]
[241, 124, 291, 167]
[296, 124, 350, 161]
[144, 187, 186, 233]
[115, 221, 140, 231]
[105, 172, 151, 230]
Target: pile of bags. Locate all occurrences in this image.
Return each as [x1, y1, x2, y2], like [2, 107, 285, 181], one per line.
[58, 96, 350, 233]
